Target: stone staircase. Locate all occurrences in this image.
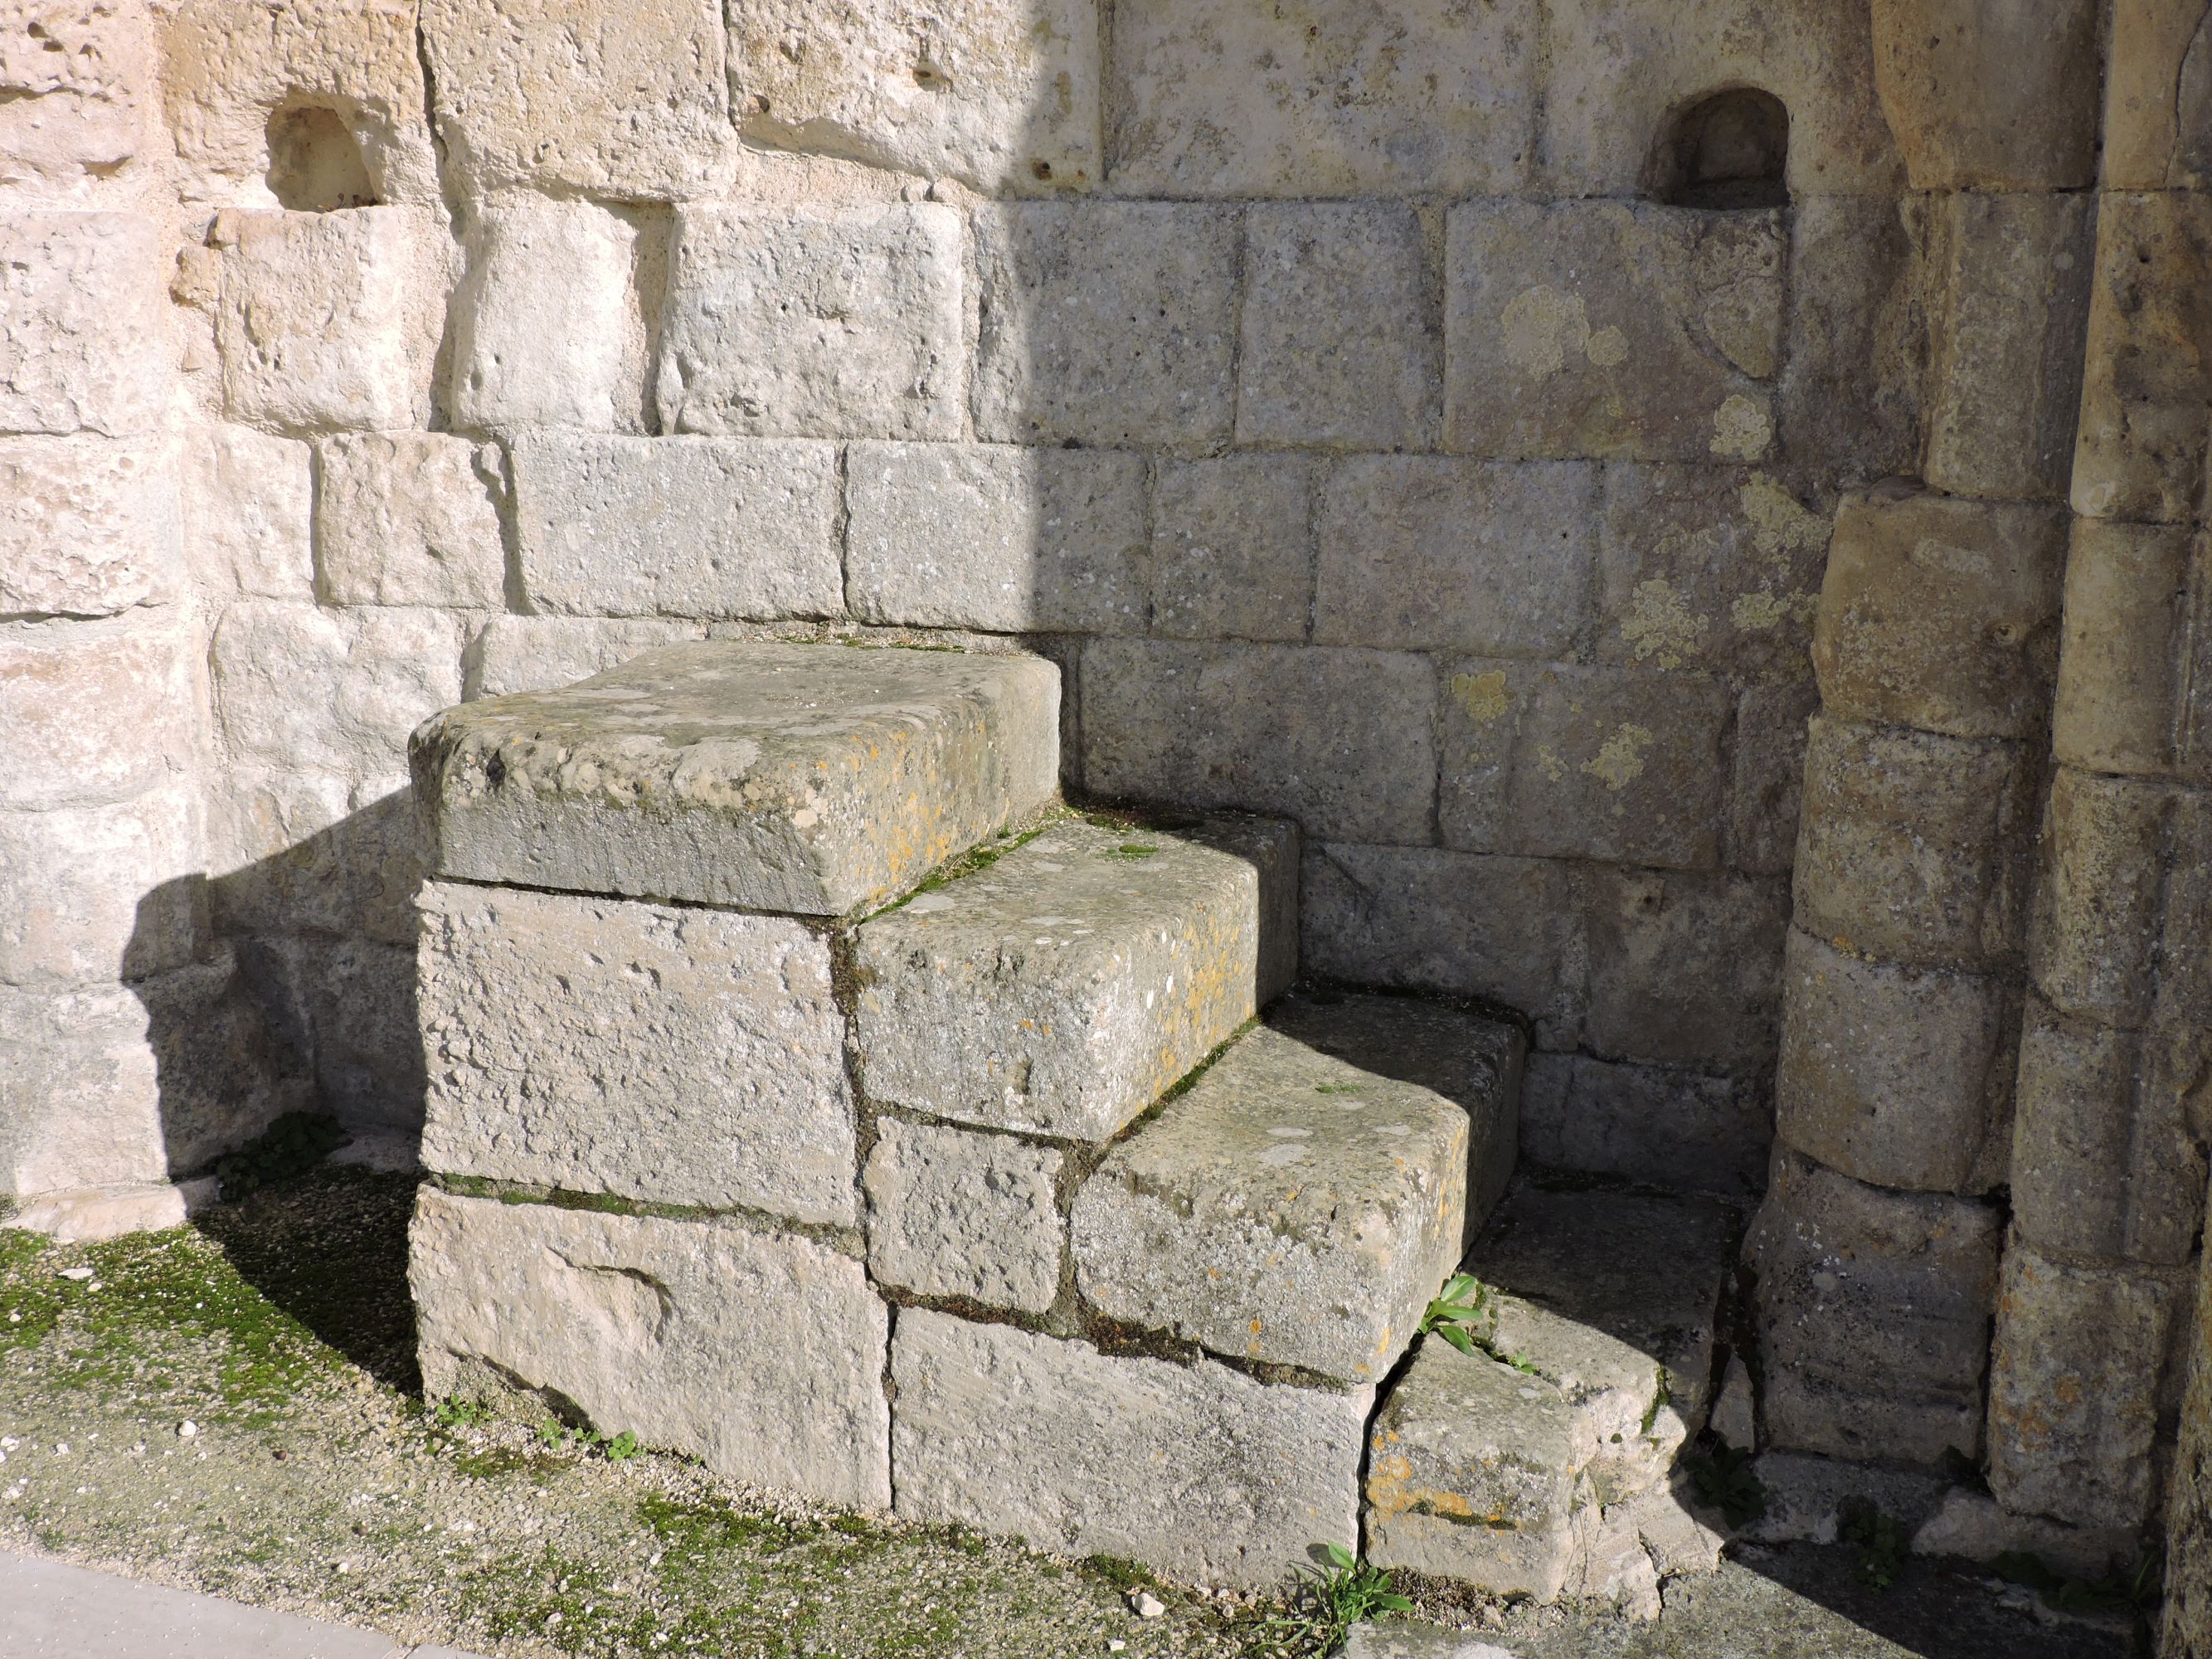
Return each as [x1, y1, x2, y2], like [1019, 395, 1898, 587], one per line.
[404, 640, 1740, 1600]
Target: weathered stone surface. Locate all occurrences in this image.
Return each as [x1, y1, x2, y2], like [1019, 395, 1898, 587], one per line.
[450, 196, 638, 432]
[862, 1117, 1063, 1313]
[131, 945, 306, 1175]
[2166, 1236, 2212, 1658]
[8, 1180, 216, 1245]
[1920, 192, 2097, 500]
[418, 882, 856, 1224]
[1237, 203, 1438, 451]
[1439, 658, 1729, 871]
[2050, 518, 2207, 781]
[0, 212, 166, 437]
[1582, 868, 1787, 1073]
[1313, 460, 1597, 657]
[413, 641, 1060, 915]
[971, 202, 1237, 448]
[420, 0, 732, 197]
[845, 442, 1145, 635]
[1573, 1503, 1663, 1618]
[1742, 1451, 1948, 1547]
[1728, 679, 1821, 875]
[0, 782, 205, 988]
[1811, 490, 2067, 742]
[1774, 929, 2017, 1196]
[182, 426, 313, 602]
[657, 204, 961, 440]
[315, 434, 508, 610]
[294, 932, 425, 1131]
[1106, 0, 1532, 197]
[0, 611, 203, 812]
[1150, 455, 1310, 644]
[890, 1309, 1366, 1586]
[1751, 1151, 2005, 1464]
[2027, 766, 2171, 1022]
[0, 438, 178, 620]
[462, 616, 705, 701]
[1072, 995, 1488, 1382]
[1913, 1489, 2136, 1582]
[1339, 1627, 1522, 1659]
[1776, 193, 1925, 479]
[1080, 638, 1435, 846]
[1869, 0, 2100, 189]
[511, 433, 841, 622]
[2107, 0, 2212, 190]
[1446, 202, 1784, 463]
[0, 0, 153, 189]
[856, 815, 1296, 1142]
[1519, 1053, 1769, 1198]
[205, 773, 426, 947]
[1791, 717, 2035, 971]
[1987, 1243, 2190, 1531]
[1596, 466, 1828, 679]
[0, 981, 162, 1196]
[1365, 1336, 1586, 1599]
[215, 207, 444, 434]
[728, 0, 1101, 192]
[412, 1190, 889, 1509]
[1708, 1355, 1756, 1450]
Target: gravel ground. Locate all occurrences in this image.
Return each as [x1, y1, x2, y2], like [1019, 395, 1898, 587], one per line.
[0, 1169, 2145, 1659]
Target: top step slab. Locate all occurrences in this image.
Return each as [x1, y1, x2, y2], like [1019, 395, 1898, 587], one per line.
[410, 642, 1061, 916]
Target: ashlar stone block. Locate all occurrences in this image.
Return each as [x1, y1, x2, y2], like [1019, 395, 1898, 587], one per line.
[0, 212, 167, 438]
[0, 981, 162, 1196]
[1150, 455, 1313, 644]
[205, 771, 425, 948]
[2105, 0, 2212, 190]
[0, 0, 153, 189]
[315, 433, 508, 610]
[0, 782, 204, 989]
[1582, 868, 1788, 1074]
[891, 1309, 1368, 1586]
[1446, 201, 1785, 463]
[2026, 766, 2171, 1023]
[462, 616, 705, 702]
[450, 196, 638, 432]
[862, 1117, 1063, 1313]
[1728, 678, 1821, 875]
[2050, 518, 2209, 783]
[0, 437, 179, 620]
[1869, 0, 2100, 190]
[0, 611, 204, 812]
[182, 425, 313, 603]
[411, 1190, 890, 1510]
[1777, 193, 1925, 480]
[1519, 1052, 1769, 1199]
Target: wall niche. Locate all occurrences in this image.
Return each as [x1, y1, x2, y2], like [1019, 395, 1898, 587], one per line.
[1645, 87, 1789, 210]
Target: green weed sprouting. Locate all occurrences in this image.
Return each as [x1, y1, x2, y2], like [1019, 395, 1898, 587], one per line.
[1268, 1543, 1410, 1652]
[1685, 1444, 1767, 1530]
[1839, 1498, 1909, 1592]
[1417, 1273, 1491, 1357]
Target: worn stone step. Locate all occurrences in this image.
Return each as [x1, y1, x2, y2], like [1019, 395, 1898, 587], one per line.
[410, 640, 1060, 915]
[853, 812, 1299, 1143]
[1071, 990, 1524, 1384]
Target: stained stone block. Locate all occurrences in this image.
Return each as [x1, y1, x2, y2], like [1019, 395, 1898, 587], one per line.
[0, 782, 205, 989]
[1519, 1052, 1770, 1198]
[0, 212, 167, 438]
[1150, 455, 1313, 644]
[0, 611, 204, 813]
[418, 882, 856, 1224]
[1445, 202, 1785, 463]
[182, 425, 313, 602]
[1728, 679, 1821, 876]
[0, 438, 180, 620]
[2166, 1239, 2212, 1657]
[1581, 868, 1788, 1074]
[862, 1117, 1063, 1313]
[462, 616, 705, 701]
[2050, 519, 2208, 782]
[2027, 766, 2170, 1023]
[1869, 0, 2099, 190]
[854, 815, 1297, 1143]
[411, 1190, 890, 1510]
[511, 433, 842, 622]
[890, 1309, 1368, 1587]
[412, 641, 1060, 916]
[449, 196, 638, 432]
[314, 434, 508, 610]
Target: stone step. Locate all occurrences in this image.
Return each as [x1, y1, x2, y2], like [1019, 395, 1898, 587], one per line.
[852, 812, 1300, 1143]
[410, 640, 1060, 916]
[1071, 990, 1524, 1385]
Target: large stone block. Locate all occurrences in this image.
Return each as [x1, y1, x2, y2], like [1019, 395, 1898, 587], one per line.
[862, 1117, 1063, 1313]
[2027, 766, 2171, 1023]
[420, 0, 732, 197]
[2106, 0, 2212, 190]
[1811, 490, 2067, 742]
[1150, 455, 1312, 644]
[315, 434, 508, 610]
[1105, 0, 1532, 197]
[971, 202, 1237, 448]
[0, 782, 204, 989]
[1791, 717, 2036, 971]
[1078, 638, 1435, 845]
[449, 196, 639, 432]
[855, 815, 1296, 1142]
[1446, 201, 1784, 463]
[0, 437, 179, 620]
[1776, 193, 1926, 480]
[411, 1190, 890, 1510]
[1750, 1152, 2005, 1463]
[129, 944, 305, 1175]
[413, 641, 1061, 916]
[657, 203, 961, 440]
[1728, 679, 1820, 875]
[0, 0, 153, 189]
[844, 442, 1144, 635]
[418, 882, 854, 1223]
[1237, 203, 1438, 451]
[890, 1309, 1367, 1585]
[1775, 928, 2016, 1195]
[1519, 1052, 1769, 1198]
[1438, 658, 1730, 871]
[511, 433, 841, 622]
[0, 611, 203, 812]
[215, 207, 444, 434]
[0, 981, 162, 1196]
[462, 616, 704, 701]
[205, 773, 426, 948]
[2050, 518, 2208, 782]
[182, 426, 313, 602]
[0, 212, 166, 437]
[2166, 1234, 2212, 1657]
[728, 0, 1101, 193]
[1869, 0, 2100, 189]
[1313, 459, 1597, 657]
[1582, 868, 1787, 1073]
[294, 932, 424, 1131]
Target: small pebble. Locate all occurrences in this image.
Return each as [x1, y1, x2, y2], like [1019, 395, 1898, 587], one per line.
[176, 1422, 197, 1440]
[1129, 1590, 1165, 1618]
[58, 1267, 93, 1282]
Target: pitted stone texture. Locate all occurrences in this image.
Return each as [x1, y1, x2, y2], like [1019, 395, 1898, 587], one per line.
[1150, 455, 1312, 644]
[1446, 202, 1784, 463]
[206, 776, 427, 948]
[855, 815, 1296, 1142]
[1777, 194, 1926, 480]
[0, 438, 179, 620]
[315, 434, 508, 610]
[728, 0, 1101, 193]
[890, 1310, 1366, 1587]
[412, 641, 1060, 916]
[2025, 768, 2193, 1024]
[1519, 1053, 1770, 1199]
[450, 196, 638, 432]
[420, 0, 733, 197]
[1365, 1336, 1586, 1599]
[295, 933, 425, 1131]
[1582, 868, 1788, 1074]
[1072, 994, 1499, 1383]
[845, 442, 1145, 635]
[1728, 679, 1821, 875]
[1812, 490, 2067, 742]
[2167, 1241, 2212, 1658]
[215, 207, 443, 434]
[1751, 1151, 2005, 1464]
[1106, 0, 1532, 197]
[411, 1190, 889, 1510]
[657, 204, 961, 440]
[1313, 459, 1598, 658]
[418, 882, 856, 1224]
[464, 616, 705, 701]
[862, 1118, 1062, 1313]
[0, 611, 204, 813]
[1913, 1487, 2137, 1582]
[972, 202, 1237, 448]
[511, 433, 841, 622]
[0, 782, 205, 989]
[1744, 1452, 1949, 1548]
[1869, 0, 2100, 191]
[0, 212, 166, 437]
[2051, 519, 2210, 782]
[0, 0, 153, 188]
[182, 426, 313, 602]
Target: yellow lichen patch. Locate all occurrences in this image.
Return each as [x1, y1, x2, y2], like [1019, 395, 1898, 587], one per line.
[1585, 324, 1629, 367]
[1738, 473, 1827, 567]
[1500, 285, 1589, 378]
[1618, 577, 1700, 669]
[1450, 669, 1513, 722]
[1709, 394, 1772, 460]
[1535, 745, 1566, 783]
[1582, 723, 1653, 791]
[1730, 590, 1811, 633]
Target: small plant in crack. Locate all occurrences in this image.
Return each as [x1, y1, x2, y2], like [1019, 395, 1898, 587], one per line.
[1839, 1497, 1909, 1591]
[1418, 1273, 1491, 1356]
[1685, 1444, 1767, 1529]
[534, 1419, 643, 1462]
[1270, 1543, 1410, 1651]
[430, 1395, 493, 1431]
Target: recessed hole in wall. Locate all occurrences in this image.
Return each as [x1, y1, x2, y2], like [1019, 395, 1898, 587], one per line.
[265, 105, 377, 212]
[912, 61, 950, 91]
[1644, 87, 1789, 211]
